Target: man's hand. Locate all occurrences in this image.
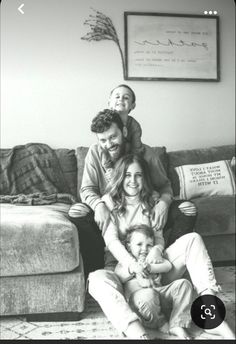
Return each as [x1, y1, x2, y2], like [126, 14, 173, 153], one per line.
[146, 246, 163, 264]
[94, 202, 110, 234]
[151, 199, 169, 231]
[178, 201, 197, 216]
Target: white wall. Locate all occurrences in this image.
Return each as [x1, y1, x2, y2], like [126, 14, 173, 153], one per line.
[1, 0, 235, 151]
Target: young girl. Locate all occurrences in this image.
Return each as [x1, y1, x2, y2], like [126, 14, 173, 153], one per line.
[88, 154, 235, 339]
[108, 84, 144, 155]
[115, 224, 193, 339]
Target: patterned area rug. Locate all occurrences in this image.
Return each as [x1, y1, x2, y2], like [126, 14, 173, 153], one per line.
[0, 266, 235, 340]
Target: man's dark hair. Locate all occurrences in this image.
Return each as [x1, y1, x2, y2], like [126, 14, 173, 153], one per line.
[91, 109, 124, 133]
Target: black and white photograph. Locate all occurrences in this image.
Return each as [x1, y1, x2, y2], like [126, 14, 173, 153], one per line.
[0, 0, 235, 341]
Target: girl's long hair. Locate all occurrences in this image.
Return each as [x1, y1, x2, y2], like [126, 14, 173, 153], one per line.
[105, 154, 155, 215]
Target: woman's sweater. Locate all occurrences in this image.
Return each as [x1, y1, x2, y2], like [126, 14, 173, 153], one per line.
[102, 194, 165, 268]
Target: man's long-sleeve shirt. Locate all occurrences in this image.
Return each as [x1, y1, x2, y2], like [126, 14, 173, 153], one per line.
[80, 143, 173, 211]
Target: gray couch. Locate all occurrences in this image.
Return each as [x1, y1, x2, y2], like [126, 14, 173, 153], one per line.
[0, 143, 235, 317]
[167, 144, 235, 264]
[0, 145, 85, 317]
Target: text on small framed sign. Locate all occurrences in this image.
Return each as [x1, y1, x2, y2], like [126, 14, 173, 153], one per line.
[124, 12, 219, 81]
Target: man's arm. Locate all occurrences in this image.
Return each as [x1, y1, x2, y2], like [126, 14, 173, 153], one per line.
[79, 146, 110, 232]
[80, 146, 104, 211]
[127, 117, 144, 154]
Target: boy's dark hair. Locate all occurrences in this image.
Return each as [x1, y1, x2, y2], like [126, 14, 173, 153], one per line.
[110, 84, 136, 104]
[126, 224, 155, 244]
[91, 109, 124, 133]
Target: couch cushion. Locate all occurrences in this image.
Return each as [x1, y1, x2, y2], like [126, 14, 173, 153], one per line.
[55, 149, 77, 197]
[175, 160, 235, 200]
[151, 146, 168, 173]
[0, 203, 80, 277]
[168, 144, 235, 196]
[193, 195, 235, 236]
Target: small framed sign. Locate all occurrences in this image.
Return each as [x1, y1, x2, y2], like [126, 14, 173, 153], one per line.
[124, 12, 220, 81]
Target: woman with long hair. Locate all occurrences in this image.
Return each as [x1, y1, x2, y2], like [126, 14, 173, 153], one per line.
[88, 154, 235, 340]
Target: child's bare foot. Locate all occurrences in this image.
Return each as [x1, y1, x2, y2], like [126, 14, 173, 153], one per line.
[169, 326, 191, 339]
[159, 322, 169, 334]
[139, 333, 150, 339]
[125, 319, 151, 339]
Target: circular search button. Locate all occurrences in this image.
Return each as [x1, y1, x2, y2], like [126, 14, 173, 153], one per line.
[191, 294, 226, 329]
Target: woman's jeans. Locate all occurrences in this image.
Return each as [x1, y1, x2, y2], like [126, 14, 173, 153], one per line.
[88, 233, 221, 334]
[69, 200, 197, 277]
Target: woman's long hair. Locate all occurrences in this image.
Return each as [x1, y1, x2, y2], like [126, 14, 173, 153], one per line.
[105, 154, 155, 215]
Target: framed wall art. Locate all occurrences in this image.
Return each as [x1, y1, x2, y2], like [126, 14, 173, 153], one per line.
[124, 12, 220, 81]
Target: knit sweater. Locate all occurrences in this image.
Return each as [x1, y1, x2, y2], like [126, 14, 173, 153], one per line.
[80, 143, 173, 211]
[125, 116, 144, 155]
[102, 194, 165, 269]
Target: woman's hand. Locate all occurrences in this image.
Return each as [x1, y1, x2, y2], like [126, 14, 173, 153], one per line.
[151, 199, 169, 230]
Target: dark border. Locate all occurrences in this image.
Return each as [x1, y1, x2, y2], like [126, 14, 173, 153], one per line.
[124, 12, 220, 81]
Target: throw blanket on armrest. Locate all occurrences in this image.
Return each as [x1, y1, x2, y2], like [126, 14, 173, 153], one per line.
[0, 143, 77, 205]
[0, 193, 77, 205]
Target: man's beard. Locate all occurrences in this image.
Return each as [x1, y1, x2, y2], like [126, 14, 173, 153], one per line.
[103, 142, 125, 163]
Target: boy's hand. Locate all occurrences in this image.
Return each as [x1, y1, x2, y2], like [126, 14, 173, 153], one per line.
[136, 274, 154, 288]
[142, 262, 151, 272]
[146, 246, 163, 264]
[129, 261, 151, 278]
[129, 261, 145, 275]
[94, 202, 110, 234]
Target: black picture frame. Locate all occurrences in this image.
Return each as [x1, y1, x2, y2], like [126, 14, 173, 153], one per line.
[124, 12, 220, 81]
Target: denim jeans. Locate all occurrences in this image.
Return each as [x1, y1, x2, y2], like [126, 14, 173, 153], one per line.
[88, 233, 220, 334]
[162, 232, 221, 295]
[163, 200, 197, 248]
[68, 212, 105, 279]
[129, 279, 193, 330]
